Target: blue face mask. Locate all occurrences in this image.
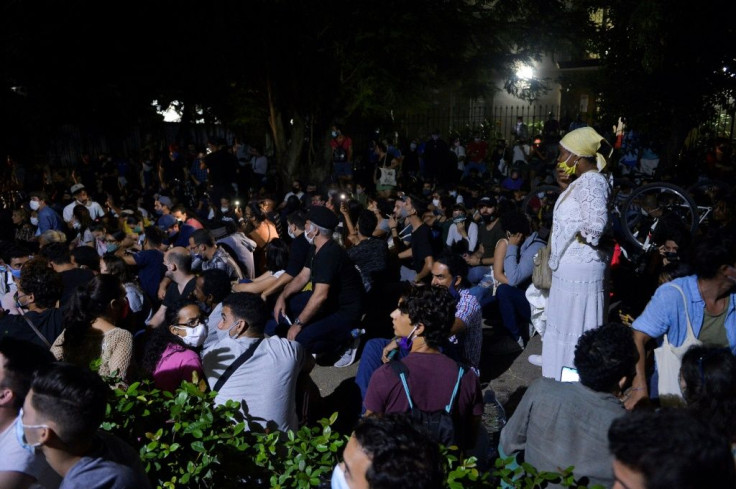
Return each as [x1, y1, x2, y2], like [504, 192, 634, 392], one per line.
[10, 268, 21, 279]
[15, 411, 45, 454]
[397, 325, 418, 353]
[106, 243, 119, 254]
[447, 280, 461, 299]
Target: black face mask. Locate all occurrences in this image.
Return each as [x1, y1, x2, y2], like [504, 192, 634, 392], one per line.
[663, 251, 679, 262]
[481, 214, 496, 223]
[292, 187, 300, 193]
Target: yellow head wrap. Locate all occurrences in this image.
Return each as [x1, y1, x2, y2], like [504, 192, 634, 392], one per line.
[559, 126, 612, 171]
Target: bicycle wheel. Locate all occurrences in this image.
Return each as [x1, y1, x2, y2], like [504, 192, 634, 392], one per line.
[620, 182, 699, 252]
[521, 185, 561, 223]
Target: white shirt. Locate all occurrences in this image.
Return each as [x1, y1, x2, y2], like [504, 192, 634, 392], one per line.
[63, 200, 106, 222]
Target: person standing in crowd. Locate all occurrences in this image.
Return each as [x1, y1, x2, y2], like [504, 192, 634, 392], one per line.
[29, 191, 62, 237]
[330, 125, 353, 186]
[62, 184, 105, 224]
[543, 126, 612, 381]
[422, 129, 449, 183]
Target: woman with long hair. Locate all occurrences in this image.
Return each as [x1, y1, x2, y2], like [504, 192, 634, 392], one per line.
[140, 299, 205, 391]
[100, 254, 150, 334]
[232, 238, 289, 295]
[51, 274, 134, 382]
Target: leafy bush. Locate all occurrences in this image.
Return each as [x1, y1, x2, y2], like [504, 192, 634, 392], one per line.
[99, 374, 603, 489]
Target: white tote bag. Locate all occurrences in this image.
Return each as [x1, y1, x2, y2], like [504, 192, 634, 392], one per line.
[653, 283, 701, 406]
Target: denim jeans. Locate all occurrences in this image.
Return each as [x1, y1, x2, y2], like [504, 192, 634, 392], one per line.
[496, 284, 531, 340]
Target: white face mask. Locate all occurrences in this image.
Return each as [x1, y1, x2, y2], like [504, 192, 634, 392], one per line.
[72, 221, 81, 230]
[176, 323, 208, 348]
[30, 217, 39, 226]
[304, 224, 316, 245]
[330, 464, 349, 489]
[29, 200, 40, 211]
[432, 198, 440, 207]
[221, 207, 230, 214]
[287, 226, 296, 240]
[207, 208, 215, 220]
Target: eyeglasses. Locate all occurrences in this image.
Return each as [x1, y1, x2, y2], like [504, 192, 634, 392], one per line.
[173, 317, 205, 328]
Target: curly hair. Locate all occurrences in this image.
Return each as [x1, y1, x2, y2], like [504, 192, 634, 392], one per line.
[352, 414, 444, 489]
[399, 286, 456, 350]
[681, 346, 736, 443]
[18, 258, 62, 309]
[574, 323, 639, 393]
[691, 228, 736, 279]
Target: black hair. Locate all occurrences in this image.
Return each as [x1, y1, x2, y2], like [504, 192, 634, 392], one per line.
[681, 346, 736, 444]
[284, 195, 303, 214]
[499, 210, 531, 236]
[574, 323, 639, 393]
[18, 258, 62, 309]
[71, 246, 100, 272]
[190, 228, 215, 247]
[265, 239, 289, 273]
[286, 209, 307, 230]
[0, 338, 55, 410]
[30, 362, 109, 447]
[352, 414, 444, 489]
[4, 245, 32, 265]
[399, 286, 456, 349]
[144, 225, 165, 247]
[691, 229, 736, 279]
[435, 253, 470, 289]
[608, 409, 736, 489]
[246, 201, 265, 223]
[221, 292, 268, 335]
[72, 204, 92, 229]
[357, 209, 378, 237]
[101, 254, 132, 283]
[63, 274, 125, 350]
[39, 241, 71, 265]
[200, 269, 232, 304]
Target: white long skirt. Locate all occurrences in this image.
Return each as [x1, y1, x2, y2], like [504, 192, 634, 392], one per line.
[542, 260, 607, 380]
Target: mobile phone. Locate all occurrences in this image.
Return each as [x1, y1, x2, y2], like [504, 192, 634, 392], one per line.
[560, 366, 580, 382]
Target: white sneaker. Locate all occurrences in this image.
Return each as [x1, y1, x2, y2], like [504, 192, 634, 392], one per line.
[528, 354, 542, 367]
[334, 336, 361, 368]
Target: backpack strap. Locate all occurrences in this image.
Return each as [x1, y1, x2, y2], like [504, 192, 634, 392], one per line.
[445, 365, 465, 413]
[213, 338, 264, 392]
[389, 360, 414, 410]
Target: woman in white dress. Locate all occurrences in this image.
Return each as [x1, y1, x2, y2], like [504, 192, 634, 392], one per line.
[543, 127, 612, 380]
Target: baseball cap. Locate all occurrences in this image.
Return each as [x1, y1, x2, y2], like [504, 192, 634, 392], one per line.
[478, 196, 497, 207]
[157, 214, 177, 230]
[157, 195, 173, 209]
[70, 183, 86, 195]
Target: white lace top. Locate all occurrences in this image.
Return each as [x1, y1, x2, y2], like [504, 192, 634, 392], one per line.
[549, 171, 610, 270]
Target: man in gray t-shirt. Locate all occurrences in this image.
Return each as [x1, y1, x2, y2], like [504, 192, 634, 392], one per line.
[202, 292, 306, 432]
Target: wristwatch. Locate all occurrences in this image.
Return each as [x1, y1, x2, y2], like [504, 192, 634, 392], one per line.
[294, 318, 303, 326]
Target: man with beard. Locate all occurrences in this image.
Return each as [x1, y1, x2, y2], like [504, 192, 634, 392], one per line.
[463, 196, 505, 286]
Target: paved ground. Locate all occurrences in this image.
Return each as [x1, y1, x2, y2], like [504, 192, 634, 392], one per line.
[309, 323, 543, 435]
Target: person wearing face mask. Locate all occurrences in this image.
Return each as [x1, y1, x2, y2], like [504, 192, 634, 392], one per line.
[0, 259, 64, 348]
[202, 292, 306, 432]
[279, 180, 305, 211]
[465, 133, 489, 178]
[626, 228, 736, 410]
[140, 300, 206, 392]
[28, 191, 62, 237]
[0, 337, 61, 489]
[445, 203, 478, 255]
[50, 275, 134, 384]
[62, 184, 105, 224]
[363, 286, 483, 452]
[19, 363, 150, 489]
[464, 196, 505, 286]
[156, 213, 196, 248]
[0, 247, 34, 316]
[260, 210, 310, 304]
[269, 206, 364, 362]
[542, 126, 613, 382]
[69, 204, 95, 249]
[332, 414, 444, 489]
[188, 229, 243, 281]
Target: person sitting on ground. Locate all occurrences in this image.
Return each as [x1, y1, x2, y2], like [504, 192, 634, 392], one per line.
[0, 337, 60, 489]
[346, 210, 389, 293]
[242, 201, 279, 275]
[269, 206, 364, 361]
[608, 409, 736, 489]
[188, 228, 243, 281]
[364, 286, 483, 452]
[100, 255, 149, 335]
[201, 292, 306, 432]
[500, 323, 639, 489]
[260, 210, 310, 303]
[0, 247, 35, 315]
[40, 242, 95, 305]
[50, 275, 134, 382]
[62, 183, 105, 224]
[627, 229, 736, 409]
[170, 204, 204, 230]
[157, 213, 196, 249]
[332, 414, 444, 489]
[70, 245, 100, 274]
[147, 247, 197, 329]
[679, 345, 736, 450]
[446, 203, 478, 255]
[117, 225, 166, 307]
[233, 239, 288, 295]
[0, 258, 64, 349]
[140, 299, 206, 392]
[69, 205, 95, 249]
[20, 362, 151, 488]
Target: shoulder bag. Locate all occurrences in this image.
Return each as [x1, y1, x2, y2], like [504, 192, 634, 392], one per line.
[653, 283, 701, 406]
[213, 338, 264, 392]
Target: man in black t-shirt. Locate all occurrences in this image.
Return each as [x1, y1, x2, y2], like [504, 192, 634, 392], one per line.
[147, 247, 196, 328]
[261, 210, 310, 304]
[391, 195, 434, 284]
[270, 207, 363, 356]
[40, 243, 95, 306]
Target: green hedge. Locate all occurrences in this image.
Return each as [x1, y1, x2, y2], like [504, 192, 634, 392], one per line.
[100, 375, 602, 488]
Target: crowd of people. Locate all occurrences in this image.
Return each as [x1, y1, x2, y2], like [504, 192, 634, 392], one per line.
[0, 124, 734, 488]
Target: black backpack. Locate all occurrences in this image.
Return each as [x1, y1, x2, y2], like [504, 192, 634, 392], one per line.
[389, 359, 465, 447]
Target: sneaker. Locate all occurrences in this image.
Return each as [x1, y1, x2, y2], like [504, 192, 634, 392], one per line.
[333, 336, 361, 368]
[528, 354, 542, 367]
[516, 336, 525, 350]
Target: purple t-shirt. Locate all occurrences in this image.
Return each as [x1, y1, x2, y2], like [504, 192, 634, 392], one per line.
[364, 352, 483, 418]
[153, 343, 204, 392]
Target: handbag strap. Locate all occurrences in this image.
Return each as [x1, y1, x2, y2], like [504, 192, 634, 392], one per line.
[19, 312, 51, 348]
[663, 283, 696, 346]
[213, 338, 264, 392]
